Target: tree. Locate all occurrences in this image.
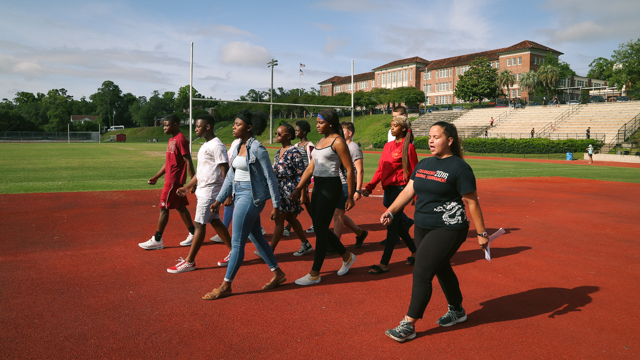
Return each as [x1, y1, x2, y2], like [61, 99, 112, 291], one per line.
[537, 64, 560, 95]
[90, 81, 123, 130]
[518, 71, 539, 104]
[42, 89, 73, 132]
[370, 88, 392, 111]
[175, 85, 203, 113]
[587, 57, 614, 80]
[392, 87, 425, 110]
[543, 52, 576, 80]
[609, 38, 640, 98]
[453, 57, 500, 107]
[496, 70, 516, 100]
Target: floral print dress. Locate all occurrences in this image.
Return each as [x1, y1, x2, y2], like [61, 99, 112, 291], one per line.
[273, 146, 307, 214]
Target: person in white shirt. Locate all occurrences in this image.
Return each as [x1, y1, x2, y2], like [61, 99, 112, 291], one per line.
[167, 115, 231, 274]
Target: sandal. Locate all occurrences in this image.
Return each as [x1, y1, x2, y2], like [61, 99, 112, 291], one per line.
[263, 277, 287, 290]
[202, 287, 232, 300]
[406, 256, 415, 266]
[368, 265, 389, 275]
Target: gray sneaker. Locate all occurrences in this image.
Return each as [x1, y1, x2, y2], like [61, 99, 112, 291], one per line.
[293, 242, 313, 256]
[436, 305, 467, 327]
[385, 319, 416, 342]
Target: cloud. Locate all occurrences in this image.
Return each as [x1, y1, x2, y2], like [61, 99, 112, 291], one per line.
[313, 22, 338, 31]
[219, 42, 272, 66]
[192, 24, 258, 39]
[323, 36, 350, 57]
[539, 0, 640, 43]
[313, 0, 388, 12]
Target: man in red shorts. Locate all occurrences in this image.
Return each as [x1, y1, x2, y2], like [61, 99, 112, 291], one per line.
[139, 114, 196, 250]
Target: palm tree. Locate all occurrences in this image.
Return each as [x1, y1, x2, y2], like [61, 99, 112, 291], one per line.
[537, 64, 560, 96]
[496, 70, 516, 101]
[519, 71, 538, 104]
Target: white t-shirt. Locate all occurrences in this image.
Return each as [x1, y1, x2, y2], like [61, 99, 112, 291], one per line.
[195, 137, 228, 200]
[340, 141, 363, 184]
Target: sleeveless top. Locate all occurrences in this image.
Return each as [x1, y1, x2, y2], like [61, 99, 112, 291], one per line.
[313, 137, 341, 177]
[232, 156, 251, 181]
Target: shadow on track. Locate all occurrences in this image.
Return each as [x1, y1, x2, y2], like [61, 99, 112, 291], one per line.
[417, 286, 600, 338]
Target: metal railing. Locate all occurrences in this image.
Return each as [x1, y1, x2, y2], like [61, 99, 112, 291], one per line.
[607, 112, 640, 149]
[0, 131, 100, 142]
[484, 132, 604, 140]
[538, 103, 582, 137]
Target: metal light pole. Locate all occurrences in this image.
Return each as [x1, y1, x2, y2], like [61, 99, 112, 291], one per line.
[267, 59, 278, 144]
[351, 60, 354, 123]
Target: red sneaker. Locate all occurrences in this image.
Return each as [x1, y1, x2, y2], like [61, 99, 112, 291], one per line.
[217, 252, 231, 267]
[167, 258, 195, 274]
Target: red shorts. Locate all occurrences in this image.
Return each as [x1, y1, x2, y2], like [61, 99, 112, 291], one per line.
[160, 183, 189, 209]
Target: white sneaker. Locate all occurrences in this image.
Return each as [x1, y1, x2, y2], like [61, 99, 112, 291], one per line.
[210, 234, 224, 243]
[295, 273, 321, 286]
[139, 236, 164, 250]
[180, 233, 194, 246]
[305, 225, 315, 233]
[282, 229, 291, 237]
[167, 258, 196, 273]
[337, 253, 356, 276]
[261, 227, 267, 235]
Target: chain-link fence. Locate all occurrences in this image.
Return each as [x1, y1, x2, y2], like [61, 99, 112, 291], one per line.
[0, 131, 100, 142]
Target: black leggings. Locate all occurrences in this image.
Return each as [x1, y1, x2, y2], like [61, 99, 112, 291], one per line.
[310, 177, 347, 272]
[407, 225, 468, 319]
[381, 185, 416, 266]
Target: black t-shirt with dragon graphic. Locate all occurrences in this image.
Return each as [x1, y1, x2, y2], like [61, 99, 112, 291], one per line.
[410, 155, 476, 230]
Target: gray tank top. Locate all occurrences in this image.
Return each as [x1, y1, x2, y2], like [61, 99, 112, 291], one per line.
[313, 137, 341, 177]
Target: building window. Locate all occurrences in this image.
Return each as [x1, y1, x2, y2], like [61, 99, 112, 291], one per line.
[518, 57, 522, 65]
[496, 62, 499, 69]
[428, 71, 431, 80]
[410, 69, 413, 81]
[507, 59, 511, 66]
[517, 89, 521, 97]
[449, 82, 452, 91]
[392, 72, 396, 84]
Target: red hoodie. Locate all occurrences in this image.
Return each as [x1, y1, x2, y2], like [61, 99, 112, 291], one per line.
[365, 138, 418, 192]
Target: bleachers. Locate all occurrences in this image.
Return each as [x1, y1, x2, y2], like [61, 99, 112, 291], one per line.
[486, 106, 568, 138]
[452, 108, 509, 138]
[548, 102, 640, 144]
[411, 110, 468, 137]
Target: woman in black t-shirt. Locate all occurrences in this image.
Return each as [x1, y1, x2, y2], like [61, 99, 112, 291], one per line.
[381, 121, 490, 343]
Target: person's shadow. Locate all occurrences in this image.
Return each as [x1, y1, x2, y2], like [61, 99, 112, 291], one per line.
[420, 286, 599, 336]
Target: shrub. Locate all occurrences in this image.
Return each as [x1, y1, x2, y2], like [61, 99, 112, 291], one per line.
[462, 138, 604, 154]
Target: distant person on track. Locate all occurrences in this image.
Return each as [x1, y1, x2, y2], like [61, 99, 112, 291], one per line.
[531, 128, 535, 138]
[204, 110, 286, 300]
[383, 121, 490, 342]
[167, 115, 231, 273]
[138, 114, 196, 250]
[587, 144, 594, 164]
[258, 123, 312, 256]
[586, 127, 591, 139]
[362, 115, 418, 274]
[291, 109, 357, 286]
[490, 117, 494, 128]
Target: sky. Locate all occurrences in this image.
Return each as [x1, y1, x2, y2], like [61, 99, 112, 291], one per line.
[1, 0, 639, 102]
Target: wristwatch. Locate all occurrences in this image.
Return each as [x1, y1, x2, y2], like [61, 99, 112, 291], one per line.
[355, 190, 361, 194]
[477, 231, 488, 238]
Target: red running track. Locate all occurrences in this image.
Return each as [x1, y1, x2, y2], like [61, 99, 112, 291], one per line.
[0, 177, 638, 359]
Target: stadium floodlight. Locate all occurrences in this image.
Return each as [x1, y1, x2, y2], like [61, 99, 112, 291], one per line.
[268, 59, 278, 144]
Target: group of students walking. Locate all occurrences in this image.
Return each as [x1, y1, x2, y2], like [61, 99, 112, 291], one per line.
[138, 106, 490, 342]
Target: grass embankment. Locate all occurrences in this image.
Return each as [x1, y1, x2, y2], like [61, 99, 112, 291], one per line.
[1, 143, 639, 194]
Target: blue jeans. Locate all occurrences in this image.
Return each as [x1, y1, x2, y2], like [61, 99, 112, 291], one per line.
[224, 181, 279, 282]
[222, 204, 233, 228]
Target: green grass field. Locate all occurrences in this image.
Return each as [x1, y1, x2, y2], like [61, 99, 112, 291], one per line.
[1, 142, 638, 194]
